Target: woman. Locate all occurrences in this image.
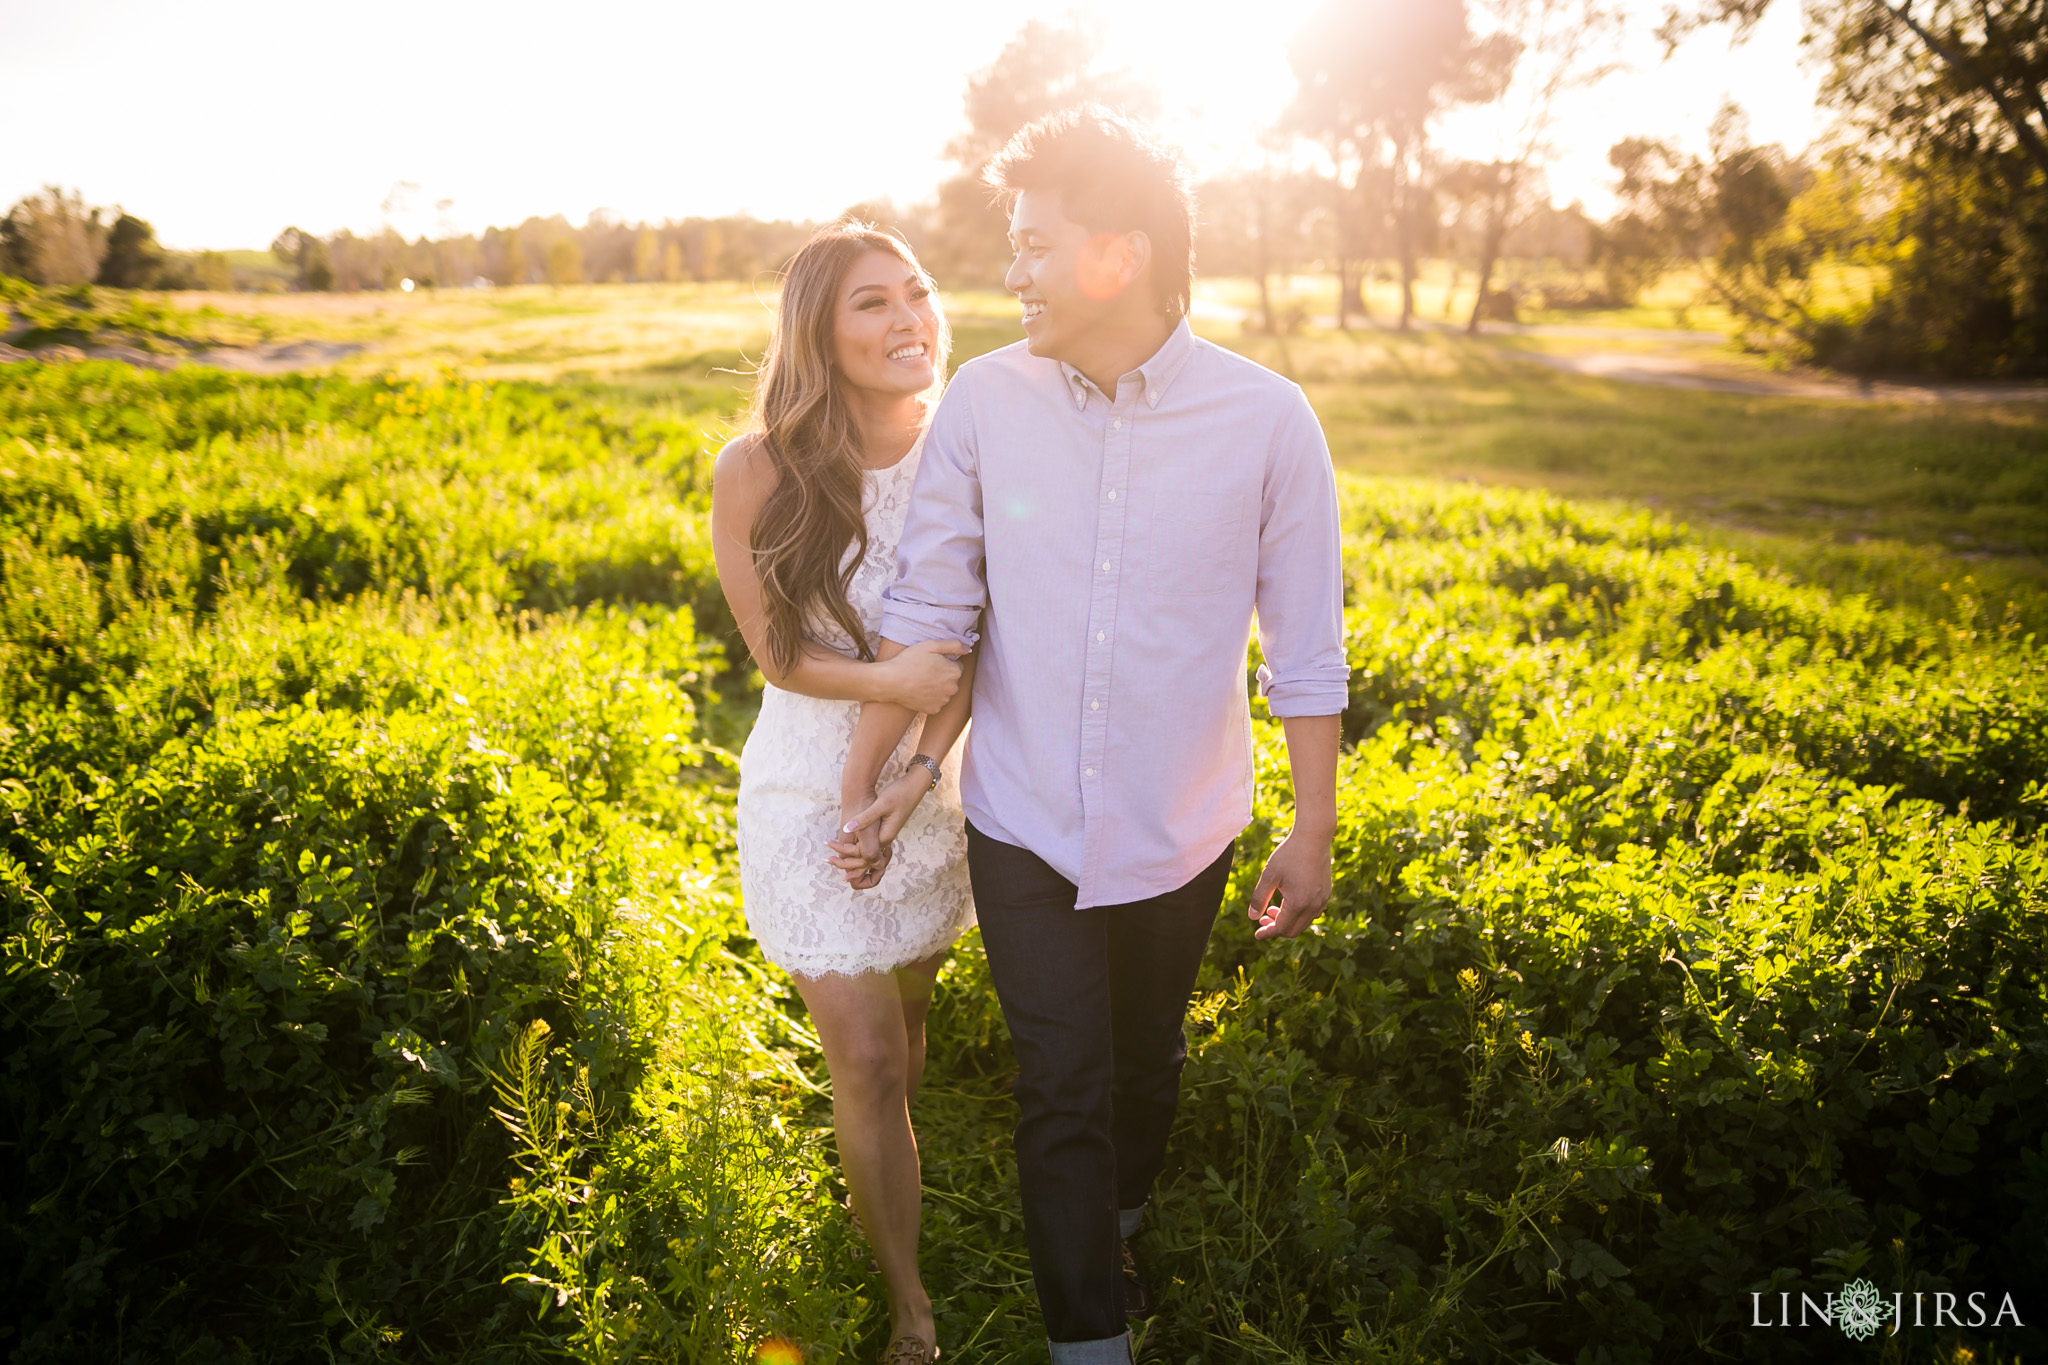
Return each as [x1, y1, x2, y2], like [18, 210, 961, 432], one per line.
[711, 221, 975, 1365]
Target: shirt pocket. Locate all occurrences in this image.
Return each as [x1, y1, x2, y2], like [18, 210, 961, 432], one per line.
[1148, 490, 1245, 596]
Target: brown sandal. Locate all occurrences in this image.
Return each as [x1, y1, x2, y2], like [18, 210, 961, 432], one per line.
[880, 1335, 938, 1365]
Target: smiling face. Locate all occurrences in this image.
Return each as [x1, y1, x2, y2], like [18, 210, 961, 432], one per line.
[831, 248, 941, 399]
[1004, 187, 1150, 366]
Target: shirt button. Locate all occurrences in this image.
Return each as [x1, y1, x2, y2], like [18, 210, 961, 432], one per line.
[1107, 489, 1116, 500]
[1095, 631, 1105, 642]
[1090, 699, 1100, 711]
[1112, 418, 1123, 429]
[1101, 560, 1112, 572]
[1084, 767, 1095, 777]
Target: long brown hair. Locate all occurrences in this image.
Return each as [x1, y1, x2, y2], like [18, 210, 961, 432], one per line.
[746, 222, 949, 674]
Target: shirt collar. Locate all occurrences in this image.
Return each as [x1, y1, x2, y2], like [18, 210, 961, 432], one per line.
[1057, 317, 1197, 411]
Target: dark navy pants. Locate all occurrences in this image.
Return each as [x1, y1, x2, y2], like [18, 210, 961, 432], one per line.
[967, 823, 1235, 1353]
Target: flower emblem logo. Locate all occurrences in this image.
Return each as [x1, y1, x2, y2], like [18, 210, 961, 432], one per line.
[1837, 1279, 1887, 1341]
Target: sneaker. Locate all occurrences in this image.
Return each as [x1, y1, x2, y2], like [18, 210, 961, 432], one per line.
[1120, 1238, 1153, 1320]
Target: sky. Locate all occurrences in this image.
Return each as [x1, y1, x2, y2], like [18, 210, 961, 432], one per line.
[0, 0, 1829, 251]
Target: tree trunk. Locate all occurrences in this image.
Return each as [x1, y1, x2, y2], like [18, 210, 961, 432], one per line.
[1394, 149, 1416, 331]
[1467, 195, 1507, 335]
[1333, 178, 1353, 330]
[1399, 238, 1417, 330]
[1255, 189, 1274, 334]
[1396, 203, 1416, 331]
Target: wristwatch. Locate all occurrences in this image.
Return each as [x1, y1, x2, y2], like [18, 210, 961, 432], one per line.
[907, 754, 942, 790]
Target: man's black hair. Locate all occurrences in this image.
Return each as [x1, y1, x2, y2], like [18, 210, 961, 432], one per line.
[983, 106, 1195, 320]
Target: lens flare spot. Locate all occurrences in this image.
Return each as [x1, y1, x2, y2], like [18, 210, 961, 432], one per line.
[1075, 232, 1130, 301]
[755, 1337, 803, 1365]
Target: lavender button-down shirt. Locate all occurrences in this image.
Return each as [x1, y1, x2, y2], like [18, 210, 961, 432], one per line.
[879, 319, 1349, 909]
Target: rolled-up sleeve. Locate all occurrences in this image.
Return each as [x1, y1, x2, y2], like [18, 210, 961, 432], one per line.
[880, 374, 988, 648]
[1253, 387, 1350, 717]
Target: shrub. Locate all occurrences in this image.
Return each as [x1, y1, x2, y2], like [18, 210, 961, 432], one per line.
[3, 365, 2042, 1364]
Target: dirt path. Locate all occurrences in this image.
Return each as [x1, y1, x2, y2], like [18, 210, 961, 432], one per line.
[0, 339, 364, 374]
[191, 341, 364, 373]
[1194, 299, 2048, 404]
[1518, 346, 2048, 403]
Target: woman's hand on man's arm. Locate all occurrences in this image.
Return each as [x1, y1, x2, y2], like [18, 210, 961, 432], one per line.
[711, 433, 966, 708]
[866, 638, 969, 712]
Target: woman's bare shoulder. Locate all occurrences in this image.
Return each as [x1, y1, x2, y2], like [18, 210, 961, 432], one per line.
[713, 432, 777, 501]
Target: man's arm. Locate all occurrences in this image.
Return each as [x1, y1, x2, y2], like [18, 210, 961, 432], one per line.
[874, 374, 989, 652]
[1247, 388, 1351, 940]
[834, 376, 990, 882]
[1249, 713, 1340, 939]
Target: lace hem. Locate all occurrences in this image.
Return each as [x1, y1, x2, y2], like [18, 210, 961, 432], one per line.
[766, 915, 973, 979]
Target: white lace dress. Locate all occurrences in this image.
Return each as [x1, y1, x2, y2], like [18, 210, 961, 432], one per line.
[736, 437, 976, 978]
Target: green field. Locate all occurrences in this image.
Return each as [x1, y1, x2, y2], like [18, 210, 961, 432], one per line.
[2, 284, 2045, 1363]
[106, 276, 2048, 629]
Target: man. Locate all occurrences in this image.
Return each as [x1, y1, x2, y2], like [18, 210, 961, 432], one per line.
[838, 107, 1348, 1365]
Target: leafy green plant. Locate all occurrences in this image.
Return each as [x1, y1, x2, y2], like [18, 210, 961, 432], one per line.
[1, 361, 2041, 1365]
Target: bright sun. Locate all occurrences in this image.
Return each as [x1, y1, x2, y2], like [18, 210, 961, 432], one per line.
[1067, 0, 1822, 217]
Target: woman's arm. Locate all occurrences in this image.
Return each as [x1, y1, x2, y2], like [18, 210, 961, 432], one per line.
[829, 640, 977, 887]
[711, 434, 965, 712]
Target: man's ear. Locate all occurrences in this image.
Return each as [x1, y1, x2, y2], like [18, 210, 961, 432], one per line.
[1120, 230, 1152, 289]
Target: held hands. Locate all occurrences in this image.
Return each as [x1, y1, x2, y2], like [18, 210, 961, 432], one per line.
[876, 639, 969, 714]
[827, 769, 934, 889]
[1247, 825, 1335, 940]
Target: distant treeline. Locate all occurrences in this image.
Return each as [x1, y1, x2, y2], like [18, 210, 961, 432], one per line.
[9, 0, 2043, 378]
[262, 187, 1606, 307]
[0, 178, 1601, 306]
[267, 213, 827, 293]
[0, 189, 247, 293]
[0, 190, 828, 297]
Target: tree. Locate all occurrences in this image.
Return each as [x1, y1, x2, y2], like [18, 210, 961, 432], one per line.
[270, 226, 334, 291]
[184, 251, 234, 292]
[927, 16, 1158, 286]
[544, 237, 584, 287]
[1659, 0, 2048, 374]
[1455, 0, 1623, 331]
[1593, 136, 1708, 303]
[97, 213, 167, 289]
[486, 226, 527, 286]
[633, 227, 661, 282]
[1285, 0, 1503, 329]
[1, 187, 109, 287]
[1198, 164, 1331, 332]
[1663, 1, 2047, 179]
[1593, 108, 1881, 359]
